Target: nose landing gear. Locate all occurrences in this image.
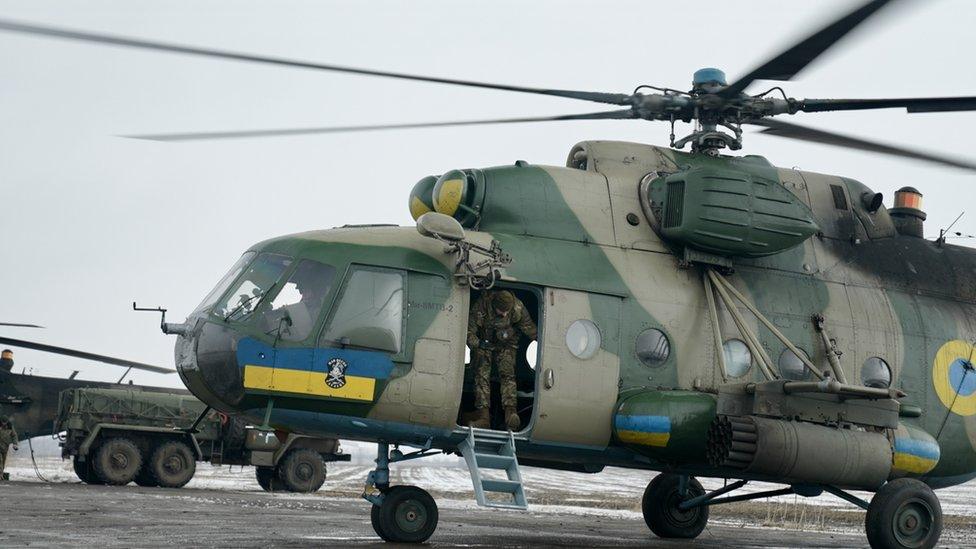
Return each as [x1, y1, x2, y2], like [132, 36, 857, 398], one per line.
[363, 442, 441, 544]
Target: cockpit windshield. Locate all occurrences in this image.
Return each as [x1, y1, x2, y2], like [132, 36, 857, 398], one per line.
[213, 253, 292, 322]
[192, 251, 257, 315]
[261, 259, 337, 342]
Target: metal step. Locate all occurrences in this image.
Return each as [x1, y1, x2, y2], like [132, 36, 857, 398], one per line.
[458, 426, 528, 510]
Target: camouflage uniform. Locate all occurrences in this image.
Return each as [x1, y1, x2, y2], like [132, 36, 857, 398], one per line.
[0, 416, 18, 480]
[466, 291, 537, 429]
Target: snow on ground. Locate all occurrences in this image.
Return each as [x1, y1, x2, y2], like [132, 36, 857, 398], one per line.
[8, 441, 976, 519]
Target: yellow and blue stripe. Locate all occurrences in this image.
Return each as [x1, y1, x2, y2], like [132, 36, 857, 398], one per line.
[614, 415, 671, 447]
[237, 338, 394, 402]
[892, 436, 940, 476]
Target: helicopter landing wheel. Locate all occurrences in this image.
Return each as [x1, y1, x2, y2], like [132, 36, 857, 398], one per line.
[642, 473, 709, 539]
[370, 485, 438, 544]
[865, 478, 942, 549]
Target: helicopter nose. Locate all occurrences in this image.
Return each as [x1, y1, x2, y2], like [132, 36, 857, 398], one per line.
[176, 321, 245, 412]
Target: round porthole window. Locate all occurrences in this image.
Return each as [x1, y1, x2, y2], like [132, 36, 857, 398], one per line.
[723, 339, 752, 378]
[566, 320, 601, 359]
[862, 357, 892, 388]
[778, 348, 810, 380]
[636, 328, 670, 367]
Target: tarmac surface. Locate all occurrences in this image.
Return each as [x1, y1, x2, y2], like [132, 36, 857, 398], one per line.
[0, 480, 871, 548]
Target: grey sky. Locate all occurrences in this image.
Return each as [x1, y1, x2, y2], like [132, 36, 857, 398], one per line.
[1, 0, 974, 388]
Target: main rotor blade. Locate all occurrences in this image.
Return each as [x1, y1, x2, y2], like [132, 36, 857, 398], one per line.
[0, 336, 175, 374]
[0, 18, 631, 107]
[123, 110, 638, 141]
[722, 0, 892, 97]
[799, 96, 976, 114]
[748, 118, 976, 172]
[0, 322, 43, 328]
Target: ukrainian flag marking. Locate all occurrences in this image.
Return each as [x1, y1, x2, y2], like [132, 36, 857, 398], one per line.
[892, 436, 940, 475]
[615, 415, 672, 447]
[243, 364, 376, 401]
[236, 337, 393, 403]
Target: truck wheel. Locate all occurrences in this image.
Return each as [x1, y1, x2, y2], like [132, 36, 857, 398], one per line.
[72, 456, 103, 485]
[256, 466, 285, 492]
[134, 468, 159, 487]
[277, 448, 326, 493]
[93, 437, 142, 485]
[149, 441, 196, 488]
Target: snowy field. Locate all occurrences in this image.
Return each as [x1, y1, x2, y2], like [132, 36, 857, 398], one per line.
[7, 438, 976, 521]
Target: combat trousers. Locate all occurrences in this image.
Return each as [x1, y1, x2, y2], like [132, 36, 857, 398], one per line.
[473, 347, 518, 410]
[0, 444, 7, 476]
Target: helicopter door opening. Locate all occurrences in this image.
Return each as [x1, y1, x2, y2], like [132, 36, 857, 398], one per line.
[458, 284, 541, 432]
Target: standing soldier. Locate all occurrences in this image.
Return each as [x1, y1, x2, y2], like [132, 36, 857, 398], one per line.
[466, 290, 537, 431]
[0, 349, 13, 372]
[0, 415, 18, 481]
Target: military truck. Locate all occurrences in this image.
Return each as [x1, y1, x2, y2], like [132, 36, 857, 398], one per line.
[55, 387, 350, 491]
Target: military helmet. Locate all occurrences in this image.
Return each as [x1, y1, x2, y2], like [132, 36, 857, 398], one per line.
[491, 290, 515, 313]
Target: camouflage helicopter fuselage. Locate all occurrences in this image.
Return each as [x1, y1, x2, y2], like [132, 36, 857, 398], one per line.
[178, 140, 976, 491]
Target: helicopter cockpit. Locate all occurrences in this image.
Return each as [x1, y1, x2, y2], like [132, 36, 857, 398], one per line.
[175, 232, 493, 437]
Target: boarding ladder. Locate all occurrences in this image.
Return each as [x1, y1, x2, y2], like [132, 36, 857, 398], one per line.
[457, 427, 528, 510]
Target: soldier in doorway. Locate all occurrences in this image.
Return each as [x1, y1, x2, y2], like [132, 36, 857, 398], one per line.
[466, 290, 537, 431]
[0, 415, 18, 481]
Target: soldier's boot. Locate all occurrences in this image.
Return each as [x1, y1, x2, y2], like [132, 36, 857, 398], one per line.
[504, 407, 521, 431]
[467, 407, 490, 429]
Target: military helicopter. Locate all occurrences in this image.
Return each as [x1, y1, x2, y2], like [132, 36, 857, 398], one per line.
[0, 330, 178, 441]
[4, 0, 976, 547]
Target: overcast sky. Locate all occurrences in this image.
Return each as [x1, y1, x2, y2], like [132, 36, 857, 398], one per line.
[1, 0, 974, 388]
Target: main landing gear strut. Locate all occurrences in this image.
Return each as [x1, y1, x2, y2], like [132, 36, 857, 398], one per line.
[363, 442, 441, 544]
[643, 474, 943, 549]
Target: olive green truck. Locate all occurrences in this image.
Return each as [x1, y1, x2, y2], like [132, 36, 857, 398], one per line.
[55, 387, 350, 492]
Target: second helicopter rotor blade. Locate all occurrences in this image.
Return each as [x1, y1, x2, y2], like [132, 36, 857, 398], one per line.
[722, 0, 892, 98]
[0, 18, 632, 107]
[0, 322, 44, 328]
[0, 336, 176, 374]
[747, 118, 976, 172]
[123, 110, 639, 141]
[798, 96, 976, 114]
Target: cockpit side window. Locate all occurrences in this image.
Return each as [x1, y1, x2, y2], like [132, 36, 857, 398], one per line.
[213, 253, 292, 322]
[262, 259, 337, 342]
[192, 251, 257, 315]
[320, 267, 405, 354]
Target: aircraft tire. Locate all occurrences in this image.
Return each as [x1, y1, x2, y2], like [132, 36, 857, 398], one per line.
[642, 474, 708, 539]
[148, 441, 196, 488]
[370, 501, 393, 542]
[277, 448, 326, 493]
[373, 485, 438, 543]
[72, 456, 103, 485]
[865, 478, 942, 549]
[93, 437, 143, 486]
[256, 466, 285, 492]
